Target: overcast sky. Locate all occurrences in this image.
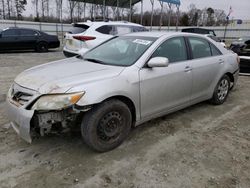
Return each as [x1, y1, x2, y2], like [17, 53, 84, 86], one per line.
[140, 0, 250, 20]
[24, 0, 250, 20]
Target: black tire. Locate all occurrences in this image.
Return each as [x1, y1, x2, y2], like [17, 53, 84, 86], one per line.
[210, 75, 230, 105]
[36, 42, 48, 52]
[81, 99, 132, 152]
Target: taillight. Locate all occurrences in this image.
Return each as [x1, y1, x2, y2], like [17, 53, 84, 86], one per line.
[73, 36, 96, 41]
[237, 55, 240, 64]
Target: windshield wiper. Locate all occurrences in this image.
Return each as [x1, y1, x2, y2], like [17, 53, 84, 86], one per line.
[84, 58, 106, 65]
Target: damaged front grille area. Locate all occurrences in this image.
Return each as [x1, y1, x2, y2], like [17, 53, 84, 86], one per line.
[10, 83, 36, 106]
[12, 91, 33, 106]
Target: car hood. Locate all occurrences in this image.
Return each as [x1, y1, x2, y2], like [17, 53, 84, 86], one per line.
[15, 57, 125, 94]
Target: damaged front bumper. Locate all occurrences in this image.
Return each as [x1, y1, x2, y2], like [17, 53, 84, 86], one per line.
[6, 99, 34, 143]
[5, 84, 87, 143]
[6, 98, 83, 143]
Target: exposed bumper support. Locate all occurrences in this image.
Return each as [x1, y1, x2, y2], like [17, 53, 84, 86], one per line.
[6, 99, 34, 143]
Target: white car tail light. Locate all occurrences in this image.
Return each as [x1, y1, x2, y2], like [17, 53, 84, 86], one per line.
[73, 36, 96, 41]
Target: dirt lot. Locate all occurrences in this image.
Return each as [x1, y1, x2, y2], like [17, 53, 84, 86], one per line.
[0, 51, 250, 188]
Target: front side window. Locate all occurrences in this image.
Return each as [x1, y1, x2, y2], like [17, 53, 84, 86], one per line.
[210, 44, 222, 56]
[151, 37, 188, 63]
[20, 29, 37, 36]
[189, 37, 212, 59]
[83, 36, 156, 66]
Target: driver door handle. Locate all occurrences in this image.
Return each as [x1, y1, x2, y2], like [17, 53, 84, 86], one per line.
[184, 66, 192, 72]
[218, 59, 224, 64]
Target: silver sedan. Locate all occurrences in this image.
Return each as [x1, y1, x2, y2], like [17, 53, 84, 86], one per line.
[6, 32, 239, 152]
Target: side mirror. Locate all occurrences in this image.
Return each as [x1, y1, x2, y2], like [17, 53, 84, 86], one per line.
[147, 57, 169, 68]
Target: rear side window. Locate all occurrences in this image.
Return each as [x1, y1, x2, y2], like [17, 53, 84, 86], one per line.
[210, 44, 222, 56]
[151, 37, 187, 63]
[189, 37, 212, 59]
[2, 29, 18, 36]
[69, 24, 89, 34]
[20, 29, 38, 36]
[96, 25, 114, 35]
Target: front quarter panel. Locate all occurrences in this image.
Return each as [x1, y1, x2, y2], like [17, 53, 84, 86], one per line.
[68, 66, 141, 121]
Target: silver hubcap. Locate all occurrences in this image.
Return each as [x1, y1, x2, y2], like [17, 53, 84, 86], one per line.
[217, 79, 229, 101]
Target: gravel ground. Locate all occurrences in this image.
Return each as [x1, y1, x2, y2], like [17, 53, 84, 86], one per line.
[0, 51, 250, 188]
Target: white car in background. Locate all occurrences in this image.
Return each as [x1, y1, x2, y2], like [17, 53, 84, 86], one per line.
[63, 21, 148, 57]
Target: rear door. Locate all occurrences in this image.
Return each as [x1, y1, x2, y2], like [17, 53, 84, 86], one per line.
[0, 29, 20, 50]
[187, 37, 223, 101]
[140, 37, 192, 119]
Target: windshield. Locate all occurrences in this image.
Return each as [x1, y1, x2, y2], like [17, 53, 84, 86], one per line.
[83, 36, 156, 66]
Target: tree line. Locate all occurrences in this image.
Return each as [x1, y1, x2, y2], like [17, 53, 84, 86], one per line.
[0, 0, 227, 26]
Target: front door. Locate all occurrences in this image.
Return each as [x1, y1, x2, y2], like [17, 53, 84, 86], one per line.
[139, 37, 192, 119]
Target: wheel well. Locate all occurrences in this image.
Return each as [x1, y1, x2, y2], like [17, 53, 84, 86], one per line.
[225, 72, 234, 83]
[104, 96, 136, 125]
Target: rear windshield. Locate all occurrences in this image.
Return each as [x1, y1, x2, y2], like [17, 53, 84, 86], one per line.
[68, 24, 89, 34]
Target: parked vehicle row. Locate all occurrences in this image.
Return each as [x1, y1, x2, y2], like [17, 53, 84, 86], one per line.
[6, 32, 239, 152]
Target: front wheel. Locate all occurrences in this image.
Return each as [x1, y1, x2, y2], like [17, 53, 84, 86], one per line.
[210, 75, 230, 105]
[81, 100, 132, 152]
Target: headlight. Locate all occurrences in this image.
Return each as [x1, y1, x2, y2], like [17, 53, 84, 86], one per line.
[31, 92, 84, 110]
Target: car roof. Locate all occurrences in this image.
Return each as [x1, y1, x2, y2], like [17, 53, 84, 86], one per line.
[5, 27, 39, 32]
[74, 21, 143, 27]
[125, 31, 208, 39]
[182, 27, 213, 31]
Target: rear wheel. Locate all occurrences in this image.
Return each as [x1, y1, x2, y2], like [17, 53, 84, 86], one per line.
[36, 42, 48, 52]
[210, 75, 230, 105]
[81, 99, 132, 152]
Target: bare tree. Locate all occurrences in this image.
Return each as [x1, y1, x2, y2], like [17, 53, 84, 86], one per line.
[214, 9, 226, 26]
[15, 0, 27, 20]
[1, 0, 5, 19]
[46, 0, 49, 18]
[76, 2, 86, 21]
[68, 0, 77, 23]
[32, 0, 39, 20]
[206, 7, 215, 26]
[55, 0, 63, 22]
[6, 0, 11, 19]
[41, 0, 46, 20]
